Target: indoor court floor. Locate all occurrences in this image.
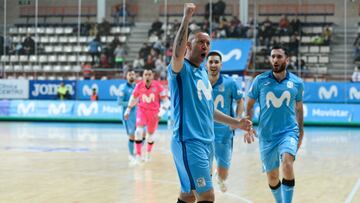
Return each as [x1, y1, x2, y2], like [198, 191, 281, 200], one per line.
[0, 122, 359, 203]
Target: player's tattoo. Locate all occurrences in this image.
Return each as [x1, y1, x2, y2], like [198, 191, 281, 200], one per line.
[174, 26, 186, 58]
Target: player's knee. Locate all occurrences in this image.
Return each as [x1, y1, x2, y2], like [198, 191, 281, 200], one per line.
[146, 132, 156, 143]
[129, 135, 135, 140]
[135, 127, 144, 140]
[282, 160, 294, 175]
[179, 192, 196, 202]
[197, 189, 214, 202]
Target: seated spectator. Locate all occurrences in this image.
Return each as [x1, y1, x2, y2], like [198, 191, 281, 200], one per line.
[82, 62, 93, 80]
[88, 35, 102, 65]
[133, 53, 145, 69]
[322, 26, 332, 45]
[148, 18, 163, 37]
[23, 34, 35, 55]
[213, 0, 226, 23]
[98, 18, 111, 36]
[352, 66, 360, 82]
[100, 53, 110, 69]
[114, 43, 127, 69]
[278, 15, 289, 35]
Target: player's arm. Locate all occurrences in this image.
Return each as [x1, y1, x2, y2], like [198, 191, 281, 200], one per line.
[235, 98, 244, 118]
[158, 96, 170, 118]
[296, 101, 304, 149]
[171, 3, 195, 73]
[123, 94, 138, 120]
[243, 97, 257, 144]
[214, 109, 252, 131]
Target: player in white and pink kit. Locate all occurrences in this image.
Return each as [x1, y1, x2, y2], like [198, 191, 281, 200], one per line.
[124, 68, 169, 162]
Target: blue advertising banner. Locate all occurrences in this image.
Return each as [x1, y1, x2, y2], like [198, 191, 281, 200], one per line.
[29, 80, 77, 100]
[76, 80, 126, 100]
[210, 39, 252, 72]
[303, 82, 360, 103]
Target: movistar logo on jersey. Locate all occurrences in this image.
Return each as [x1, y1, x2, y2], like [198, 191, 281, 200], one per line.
[77, 102, 98, 116]
[214, 95, 224, 109]
[141, 93, 155, 103]
[48, 103, 67, 115]
[82, 84, 98, 96]
[109, 85, 122, 96]
[196, 80, 212, 101]
[318, 85, 337, 99]
[17, 102, 35, 115]
[349, 87, 360, 100]
[266, 91, 291, 108]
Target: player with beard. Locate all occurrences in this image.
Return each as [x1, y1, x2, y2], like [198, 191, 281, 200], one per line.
[124, 68, 169, 162]
[245, 45, 304, 203]
[118, 69, 138, 165]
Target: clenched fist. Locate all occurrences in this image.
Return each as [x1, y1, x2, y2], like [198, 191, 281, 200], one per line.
[184, 3, 196, 20]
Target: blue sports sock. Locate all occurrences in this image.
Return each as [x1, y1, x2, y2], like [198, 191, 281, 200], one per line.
[128, 139, 135, 156]
[282, 179, 295, 203]
[270, 181, 282, 203]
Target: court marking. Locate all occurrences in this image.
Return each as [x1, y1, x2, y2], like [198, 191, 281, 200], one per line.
[344, 178, 360, 203]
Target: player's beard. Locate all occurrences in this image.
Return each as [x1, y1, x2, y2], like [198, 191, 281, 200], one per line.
[272, 63, 287, 73]
[129, 78, 135, 83]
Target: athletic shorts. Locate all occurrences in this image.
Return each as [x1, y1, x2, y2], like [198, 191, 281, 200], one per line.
[171, 137, 214, 194]
[136, 108, 159, 133]
[123, 107, 136, 136]
[259, 132, 299, 173]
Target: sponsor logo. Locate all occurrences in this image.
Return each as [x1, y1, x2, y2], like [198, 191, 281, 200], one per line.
[109, 85, 123, 96]
[82, 84, 98, 96]
[196, 177, 206, 187]
[17, 102, 35, 115]
[32, 83, 74, 96]
[48, 103, 67, 115]
[222, 49, 242, 62]
[196, 80, 212, 101]
[77, 102, 99, 116]
[265, 91, 291, 108]
[287, 81, 294, 88]
[312, 108, 349, 117]
[214, 95, 224, 109]
[141, 93, 155, 103]
[102, 105, 122, 113]
[264, 81, 271, 86]
[349, 87, 360, 100]
[318, 85, 337, 99]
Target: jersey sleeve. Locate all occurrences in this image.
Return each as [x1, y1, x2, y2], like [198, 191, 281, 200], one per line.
[296, 81, 304, 102]
[247, 76, 260, 100]
[132, 83, 140, 98]
[231, 79, 243, 101]
[117, 84, 125, 105]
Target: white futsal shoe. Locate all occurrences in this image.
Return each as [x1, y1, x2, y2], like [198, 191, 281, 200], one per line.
[143, 152, 151, 162]
[128, 155, 137, 167]
[214, 171, 228, 193]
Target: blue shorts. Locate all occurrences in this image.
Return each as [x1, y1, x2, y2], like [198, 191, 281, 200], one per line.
[123, 108, 136, 136]
[171, 137, 214, 194]
[259, 132, 298, 173]
[214, 137, 233, 169]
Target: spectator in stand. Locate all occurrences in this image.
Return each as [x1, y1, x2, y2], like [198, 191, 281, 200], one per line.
[189, 19, 200, 32]
[353, 33, 360, 61]
[115, 3, 130, 24]
[278, 15, 289, 35]
[148, 18, 163, 37]
[82, 62, 93, 80]
[145, 48, 158, 70]
[155, 54, 167, 80]
[218, 17, 230, 38]
[98, 18, 111, 36]
[89, 23, 98, 37]
[114, 43, 127, 69]
[164, 42, 173, 65]
[213, 0, 226, 23]
[322, 25, 332, 45]
[133, 53, 145, 70]
[352, 66, 360, 82]
[100, 53, 110, 69]
[88, 35, 102, 65]
[139, 42, 151, 61]
[91, 88, 98, 101]
[289, 32, 300, 56]
[289, 18, 301, 35]
[23, 34, 35, 55]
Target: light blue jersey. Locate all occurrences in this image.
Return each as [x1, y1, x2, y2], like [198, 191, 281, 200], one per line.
[212, 75, 243, 142]
[168, 59, 215, 143]
[248, 70, 304, 141]
[118, 82, 136, 136]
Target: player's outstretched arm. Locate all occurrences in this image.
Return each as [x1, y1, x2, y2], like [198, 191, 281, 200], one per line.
[124, 95, 138, 120]
[214, 109, 252, 131]
[296, 101, 304, 149]
[171, 3, 195, 73]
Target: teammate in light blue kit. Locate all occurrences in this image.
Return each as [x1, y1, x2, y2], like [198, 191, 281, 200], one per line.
[206, 51, 244, 193]
[168, 3, 253, 203]
[118, 69, 137, 163]
[245, 45, 304, 203]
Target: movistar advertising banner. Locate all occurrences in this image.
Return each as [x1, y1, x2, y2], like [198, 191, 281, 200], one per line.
[210, 39, 252, 72]
[303, 82, 360, 103]
[76, 80, 126, 100]
[29, 80, 77, 100]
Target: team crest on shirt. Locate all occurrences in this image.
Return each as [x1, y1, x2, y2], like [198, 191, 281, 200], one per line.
[287, 81, 294, 88]
[218, 84, 225, 92]
[151, 87, 157, 92]
[197, 177, 206, 187]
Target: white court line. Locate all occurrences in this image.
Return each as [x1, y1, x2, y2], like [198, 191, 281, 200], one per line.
[344, 178, 360, 203]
